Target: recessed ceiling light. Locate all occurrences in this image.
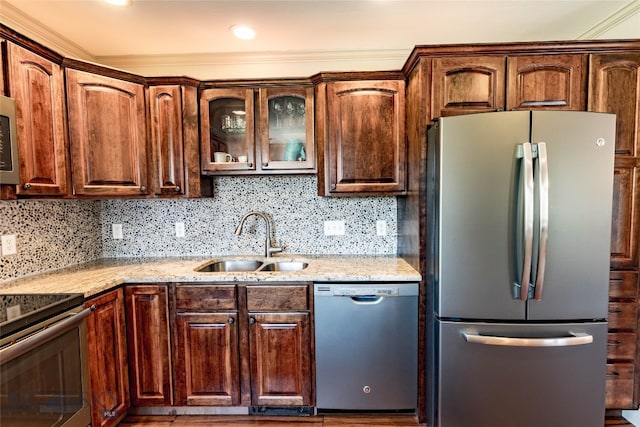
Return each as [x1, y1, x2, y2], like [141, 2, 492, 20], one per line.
[104, 0, 131, 6]
[230, 24, 256, 40]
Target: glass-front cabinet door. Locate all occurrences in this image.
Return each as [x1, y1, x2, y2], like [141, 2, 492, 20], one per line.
[258, 86, 315, 171]
[200, 88, 255, 172]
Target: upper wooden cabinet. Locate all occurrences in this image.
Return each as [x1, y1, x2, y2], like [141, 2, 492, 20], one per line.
[430, 53, 587, 119]
[147, 80, 205, 198]
[315, 74, 406, 195]
[66, 67, 148, 197]
[6, 42, 68, 196]
[200, 84, 315, 175]
[506, 54, 587, 111]
[431, 56, 506, 119]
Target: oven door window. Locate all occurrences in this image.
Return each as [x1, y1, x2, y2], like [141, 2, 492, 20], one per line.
[1, 328, 85, 426]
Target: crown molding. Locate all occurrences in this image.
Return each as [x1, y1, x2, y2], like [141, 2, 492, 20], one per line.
[0, 1, 95, 61]
[578, 0, 640, 39]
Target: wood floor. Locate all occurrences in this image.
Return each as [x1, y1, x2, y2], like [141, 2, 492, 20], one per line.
[118, 414, 423, 426]
[119, 414, 635, 427]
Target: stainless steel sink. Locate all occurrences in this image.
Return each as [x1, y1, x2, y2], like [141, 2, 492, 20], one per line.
[196, 260, 263, 272]
[258, 261, 309, 272]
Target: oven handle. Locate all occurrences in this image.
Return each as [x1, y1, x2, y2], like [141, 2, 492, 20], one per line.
[0, 305, 95, 364]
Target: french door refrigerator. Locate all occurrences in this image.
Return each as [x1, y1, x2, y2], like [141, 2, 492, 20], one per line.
[425, 111, 616, 427]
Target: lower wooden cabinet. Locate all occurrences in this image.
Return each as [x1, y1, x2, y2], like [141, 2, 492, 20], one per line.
[171, 283, 313, 408]
[248, 312, 311, 406]
[85, 289, 130, 427]
[173, 285, 240, 406]
[125, 285, 173, 406]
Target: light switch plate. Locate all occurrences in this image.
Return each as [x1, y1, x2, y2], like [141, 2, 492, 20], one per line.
[324, 220, 345, 236]
[376, 220, 387, 236]
[112, 224, 123, 239]
[175, 222, 185, 238]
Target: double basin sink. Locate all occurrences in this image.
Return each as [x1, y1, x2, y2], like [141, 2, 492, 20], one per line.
[196, 259, 309, 273]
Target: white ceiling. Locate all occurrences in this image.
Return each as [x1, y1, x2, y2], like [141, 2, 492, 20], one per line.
[1, 0, 639, 79]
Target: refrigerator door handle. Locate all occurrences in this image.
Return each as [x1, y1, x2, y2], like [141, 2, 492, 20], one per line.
[533, 142, 549, 300]
[514, 142, 534, 301]
[462, 330, 593, 347]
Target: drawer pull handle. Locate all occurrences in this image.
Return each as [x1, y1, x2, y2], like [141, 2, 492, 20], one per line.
[607, 371, 620, 378]
[609, 309, 624, 314]
[608, 340, 622, 346]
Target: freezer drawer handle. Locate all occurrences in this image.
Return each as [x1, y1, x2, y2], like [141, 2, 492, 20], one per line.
[462, 330, 593, 347]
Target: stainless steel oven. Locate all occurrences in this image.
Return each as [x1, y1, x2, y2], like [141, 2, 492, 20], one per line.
[0, 294, 92, 427]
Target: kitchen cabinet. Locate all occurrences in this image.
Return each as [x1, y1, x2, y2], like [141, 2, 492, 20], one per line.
[173, 285, 240, 406]
[245, 284, 312, 407]
[147, 79, 206, 197]
[85, 289, 130, 427]
[199, 84, 315, 175]
[65, 65, 148, 197]
[125, 285, 173, 406]
[589, 52, 640, 410]
[315, 73, 406, 195]
[430, 53, 586, 120]
[5, 41, 69, 196]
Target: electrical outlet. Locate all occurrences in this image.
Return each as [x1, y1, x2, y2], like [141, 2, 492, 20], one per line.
[7, 304, 21, 320]
[324, 220, 345, 236]
[1, 234, 17, 256]
[112, 224, 123, 239]
[376, 220, 387, 236]
[175, 222, 185, 238]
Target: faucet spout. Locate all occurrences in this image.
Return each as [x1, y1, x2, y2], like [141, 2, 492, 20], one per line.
[235, 211, 283, 257]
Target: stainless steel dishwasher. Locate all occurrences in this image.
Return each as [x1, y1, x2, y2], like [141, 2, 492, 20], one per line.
[314, 282, 419, 411]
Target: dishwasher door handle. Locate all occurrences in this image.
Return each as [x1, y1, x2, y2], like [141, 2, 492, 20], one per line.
[350, 296, 384, 304]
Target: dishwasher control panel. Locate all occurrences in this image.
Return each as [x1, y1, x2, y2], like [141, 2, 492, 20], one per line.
[314, 283, 418, 297]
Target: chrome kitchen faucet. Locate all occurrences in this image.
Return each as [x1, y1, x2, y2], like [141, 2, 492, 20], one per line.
[235, 211, 283, 257]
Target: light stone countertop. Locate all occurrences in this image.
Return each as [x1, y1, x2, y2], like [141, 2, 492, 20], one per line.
[0, 255, 422, 298]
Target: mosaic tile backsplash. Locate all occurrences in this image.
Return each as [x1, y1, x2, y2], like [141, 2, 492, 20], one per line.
[1, 199, 103, 282]
[2, 176, 397, 282]
[101, 176, 397, 257]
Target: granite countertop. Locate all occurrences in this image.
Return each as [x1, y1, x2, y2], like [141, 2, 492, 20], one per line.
[0, 255, 422, 298]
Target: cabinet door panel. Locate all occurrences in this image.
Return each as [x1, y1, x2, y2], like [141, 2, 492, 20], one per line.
[589, 53, 640, 157]
[326, 80, 405, 193]
[506, 54, 587, 111]
[258, 86, 315, 171]
[174, 312, 240, 406]
[200, 88, 255, 173]
[125, 285, 172, 406]
[431, 56, 506, 119]
[85, 289, 129, 427]
[249, 312, 311, 406]
[66, 69, 147, 196]
[148, 85, 185, 196]
[7, 42, 68, 196]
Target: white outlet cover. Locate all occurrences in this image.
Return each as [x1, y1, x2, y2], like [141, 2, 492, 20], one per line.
[376, 220, 387, 236]
[1, 234, 17, 256]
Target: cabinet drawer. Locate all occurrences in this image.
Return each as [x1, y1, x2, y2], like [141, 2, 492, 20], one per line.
[246, 285, 309, 311]
[610, 271, 639, 300]
[176, 285, 237, 311]
[608, 302, 638, 330]
[606, 363, 635, 408]
[608, 332, 637, 360]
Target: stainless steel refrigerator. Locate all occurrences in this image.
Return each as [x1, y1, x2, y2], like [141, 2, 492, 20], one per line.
[425, 111, 616, 427]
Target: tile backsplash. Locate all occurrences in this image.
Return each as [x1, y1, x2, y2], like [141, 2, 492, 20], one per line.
[1, 176, 397, 282]
[101, 176, 397, 257]
[0, 199, 103, 282]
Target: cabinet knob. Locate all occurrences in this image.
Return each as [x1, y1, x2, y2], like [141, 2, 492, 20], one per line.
[23, 183, 31, 190]
[139, 186, 147, 193]
[249, 317, 256, 325]
[247, 162, 253, 168]
[263, 162, 268, 167]
[227, 317, 234, 325]
[174, 186, 181, 192]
